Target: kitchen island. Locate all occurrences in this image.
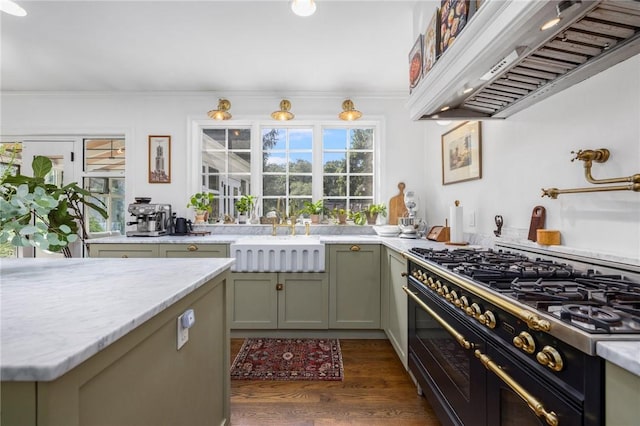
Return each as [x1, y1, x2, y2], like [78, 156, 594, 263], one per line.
[0, 257, 233, 426]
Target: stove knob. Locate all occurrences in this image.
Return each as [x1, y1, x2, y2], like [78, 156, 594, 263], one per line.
[446, 290, 458, 302]
[459, 296, 470, 310]
[435, 280, 442, 290]
[513, 332, 536, 354]
[466, 303, 481, 318]
[479, 311, 497, 329]
[427, 276, 434, 285]
[437, 285, 449, 297]
[536, 346, 564, 372]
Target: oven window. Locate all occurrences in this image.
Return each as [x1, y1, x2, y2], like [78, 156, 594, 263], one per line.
[416, 308, 471, 397]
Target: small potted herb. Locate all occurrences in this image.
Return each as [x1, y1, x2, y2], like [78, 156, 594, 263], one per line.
[187, 192, 214, 223]
[300, 200, 324, 224]
[365, 203, 387, 225]
[235, 194, 256, 224]
[331, 208, 349, 225]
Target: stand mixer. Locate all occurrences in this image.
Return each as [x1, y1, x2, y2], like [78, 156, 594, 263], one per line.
[398, 190, 420, 239]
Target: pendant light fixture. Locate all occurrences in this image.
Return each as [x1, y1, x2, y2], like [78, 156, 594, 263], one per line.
[271, 99, 295, 121]
[338, 99, 362, 121]
[0, 0, 27, 16]
[291, 0, 316, 17]
[207, 98, 232, 120]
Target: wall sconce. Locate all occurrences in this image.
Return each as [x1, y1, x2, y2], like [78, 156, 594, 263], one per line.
[271, 99, 295, 121]
[338, 99, 362, 121]
[291, 0, 316, 17]
[207, 98, 232, 120]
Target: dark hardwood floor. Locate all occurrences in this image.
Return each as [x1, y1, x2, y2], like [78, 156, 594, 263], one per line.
[230, 339, 441, 425]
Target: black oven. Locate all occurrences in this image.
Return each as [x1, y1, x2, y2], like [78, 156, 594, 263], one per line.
[405, 265, 602, 426]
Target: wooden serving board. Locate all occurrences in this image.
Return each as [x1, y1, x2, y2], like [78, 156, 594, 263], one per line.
[527, 206, 546, 242]
[388, 182, 409, 225]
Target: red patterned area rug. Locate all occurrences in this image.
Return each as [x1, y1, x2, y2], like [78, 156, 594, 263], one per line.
[230, 338, 344, 381]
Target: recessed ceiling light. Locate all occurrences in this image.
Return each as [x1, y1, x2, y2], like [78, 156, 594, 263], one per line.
[291, 0, 316, 17]
[436, 120, 452, 126]
[440, 106, 450, 112]
[0, 0, 27, 17]
[463, 87, 474, 94]
[540, 16, 561, 31]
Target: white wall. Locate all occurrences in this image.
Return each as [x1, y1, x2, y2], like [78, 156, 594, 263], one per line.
[421, 55, 640, 261]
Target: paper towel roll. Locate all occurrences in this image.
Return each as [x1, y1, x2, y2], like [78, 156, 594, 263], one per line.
[449, 203, 464, 243]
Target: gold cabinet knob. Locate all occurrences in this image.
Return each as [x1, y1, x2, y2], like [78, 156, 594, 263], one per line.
[513, 332, 536, 354]
[187, 244, 198, 252]
[276, 283, 284, 291]
[350, 245, 361, 252]
[536, 346, 563, 372]
[121, 255, 129, 258]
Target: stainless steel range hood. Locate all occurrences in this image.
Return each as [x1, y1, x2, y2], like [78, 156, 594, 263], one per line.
[408, 0, 640, 121]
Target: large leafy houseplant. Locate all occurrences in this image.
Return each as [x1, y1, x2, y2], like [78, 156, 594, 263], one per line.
[0, 154, 108, 257]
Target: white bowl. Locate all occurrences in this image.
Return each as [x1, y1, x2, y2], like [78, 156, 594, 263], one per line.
[373, 225, 400, 237]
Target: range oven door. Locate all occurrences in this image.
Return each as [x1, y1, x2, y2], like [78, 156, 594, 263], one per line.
[406, 279, 487, 426]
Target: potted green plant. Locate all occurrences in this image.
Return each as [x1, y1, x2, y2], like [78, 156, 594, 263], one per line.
[235, 194, 256, 224]
[187, 191, 214, 224]
[365, 203, 387, 225]
[1, 153, 107, 257]
[331, 208, 349, 225]
[300, 200, 324, 224]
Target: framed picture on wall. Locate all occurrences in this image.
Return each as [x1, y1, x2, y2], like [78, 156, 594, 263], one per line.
[148, 135, 171, 183]
[441, 121, 482, 185]
[409, 34, 423, 93]
[439, 0, 471, 55]
[423, 8, 440, 77]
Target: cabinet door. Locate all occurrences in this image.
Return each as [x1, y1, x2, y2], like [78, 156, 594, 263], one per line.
[158, 244, 228, 258]
[329, 244, 381, 329]
[278, 272, 329, 329]
[88, 244, 158, 258]
[385, 248, 408, 369]
[228, 272, 277, 329]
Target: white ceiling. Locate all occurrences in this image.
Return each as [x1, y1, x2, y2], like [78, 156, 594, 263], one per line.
[1, 0, 417, 95]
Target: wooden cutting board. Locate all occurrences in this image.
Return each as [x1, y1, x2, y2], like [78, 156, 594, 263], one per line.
[527, 206, 546, 242]
[388, 182, 409, 225]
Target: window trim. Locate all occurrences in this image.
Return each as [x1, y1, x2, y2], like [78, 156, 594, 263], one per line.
[188, 117, 385, 216]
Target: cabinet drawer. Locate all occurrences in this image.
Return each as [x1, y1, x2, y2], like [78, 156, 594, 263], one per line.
[158, 244, 228, 258]
[89, 244, 158, 258]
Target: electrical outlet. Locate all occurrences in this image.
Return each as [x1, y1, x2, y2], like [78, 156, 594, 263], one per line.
[177, 313, 189, 350]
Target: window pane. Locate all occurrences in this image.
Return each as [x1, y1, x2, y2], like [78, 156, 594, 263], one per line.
[323, 129, 347, 150]
[324, 199, 347, 211]
[204, 129, 226, 147]
[84, 139, 125, 172]
[323, 176, 346, 197]
[202, 151, 226, 171]
[350, 198, 372, 212]
[229, 129, 250, 149]
[350, 129, 373, 149]
[262, 128, 285, 150]
[229, 152, 251, 173]
[263, 175, 286, 196]
[264, 153, 286, 172]
[289, 152, 312, 172]
[289, 129, 312, 150]
[349, 151, 373, 173]
[349, 176, 373, 197]
[323, 152, 346, 173]
[289, 175, 312, 196]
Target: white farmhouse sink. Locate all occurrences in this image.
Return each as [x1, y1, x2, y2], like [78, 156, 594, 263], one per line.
[230, 236, 325, 272]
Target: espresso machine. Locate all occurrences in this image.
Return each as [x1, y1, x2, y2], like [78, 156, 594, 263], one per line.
[126, 201, 172, 237]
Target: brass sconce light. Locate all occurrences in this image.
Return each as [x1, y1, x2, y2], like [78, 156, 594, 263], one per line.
[208, 98, 232, 120]
[271, 99, 295, 121]
[338, 99, 362, 121]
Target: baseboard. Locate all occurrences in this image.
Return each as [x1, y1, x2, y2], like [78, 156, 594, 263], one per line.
[230, 329, 388, 339]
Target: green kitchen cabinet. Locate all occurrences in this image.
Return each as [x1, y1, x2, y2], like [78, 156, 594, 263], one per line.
[228, 272, 328, 330]
[88, 244, 158, 258]
[158, 243, 228, 258]
[381, 247, 408, 369]
[328, 244, 381, 329]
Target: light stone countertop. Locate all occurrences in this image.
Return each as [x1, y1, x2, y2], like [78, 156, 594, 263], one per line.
[596, 341, 640, 377]
[0, 257, 234, 382]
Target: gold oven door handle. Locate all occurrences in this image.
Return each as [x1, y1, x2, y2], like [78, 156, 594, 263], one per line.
[474, 349, 559, 426]
[402, 286, 475, 350]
